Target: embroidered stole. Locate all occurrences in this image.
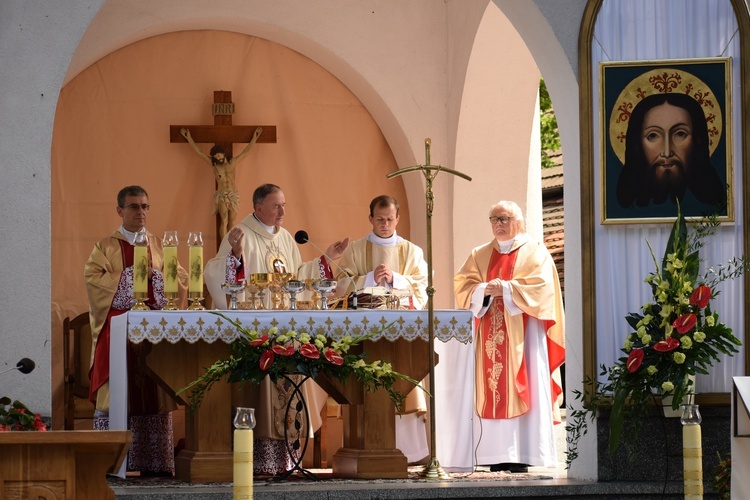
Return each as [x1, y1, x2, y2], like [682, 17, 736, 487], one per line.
[476, 247, 529, 419]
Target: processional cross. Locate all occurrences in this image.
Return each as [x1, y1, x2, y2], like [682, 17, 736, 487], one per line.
[387, 138, 471, 480]
[170, 90, 277, 246]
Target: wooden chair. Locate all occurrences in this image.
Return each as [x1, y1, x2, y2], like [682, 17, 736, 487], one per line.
[63, 312, 96, 429]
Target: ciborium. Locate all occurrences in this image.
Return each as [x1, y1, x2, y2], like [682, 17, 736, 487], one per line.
[250, 273, 271, 310]
[282, 280, 305, 310]
[312, 279, 337, 310]
[221, 281, 246, 310]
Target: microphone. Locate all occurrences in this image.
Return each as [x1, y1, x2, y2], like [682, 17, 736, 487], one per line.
[295, 230, 358, 309]
[0, 358, 36, 376]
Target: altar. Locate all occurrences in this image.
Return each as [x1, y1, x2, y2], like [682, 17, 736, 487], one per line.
[109, 309, 473, 481]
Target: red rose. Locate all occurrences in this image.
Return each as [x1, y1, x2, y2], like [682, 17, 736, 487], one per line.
[249, 334, 269, 347]
[272, 344, 295, 356]
[673, 313, 697, 334]
[626, 349, 644, 373]
[653, 337, 680, 352]
[689, 286, 711, 309]
[299, 343, 320, 359]
[259, 350, 274, 371]
[324, 349, 344, 366]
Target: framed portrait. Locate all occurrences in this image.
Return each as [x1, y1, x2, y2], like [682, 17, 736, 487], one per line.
[600, 58, 732, 223]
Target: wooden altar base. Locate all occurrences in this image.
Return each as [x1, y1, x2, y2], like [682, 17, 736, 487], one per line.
[330, 448, 408, 479]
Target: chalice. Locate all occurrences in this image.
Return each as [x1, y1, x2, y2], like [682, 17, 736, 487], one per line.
[282, 280, 305, 310]
[250, 273, 271, 310]
[312, 279, 337, 310]
[273, 272, 295, 309]
[221, 281, 246, 310]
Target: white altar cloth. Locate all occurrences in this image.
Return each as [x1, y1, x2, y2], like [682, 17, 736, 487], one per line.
[109, 309, 474, 477]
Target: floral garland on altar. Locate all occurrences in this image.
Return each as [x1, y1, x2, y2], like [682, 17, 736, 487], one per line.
[177, 312, 424, 411]
[566, 209, 749, 464]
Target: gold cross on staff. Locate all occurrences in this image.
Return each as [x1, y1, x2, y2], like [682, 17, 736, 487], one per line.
[387, 138, 471, 480]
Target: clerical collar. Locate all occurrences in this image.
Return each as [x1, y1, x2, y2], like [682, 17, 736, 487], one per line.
[253, 213, 277, 234]
[496, 233, 528, 254]
[367, 231, 402, 247]
[119, 226, 146, 245]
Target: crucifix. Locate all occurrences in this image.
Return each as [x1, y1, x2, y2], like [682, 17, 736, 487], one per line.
[170, 90, 277, 244]
[387, 138, 471, 480]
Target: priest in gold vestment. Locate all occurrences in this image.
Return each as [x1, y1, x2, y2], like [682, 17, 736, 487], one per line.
[454, 200, 564, 472]
[85, 185, 188, 475]
[335, 195, 429, 463]
[204, 183, 349, 475]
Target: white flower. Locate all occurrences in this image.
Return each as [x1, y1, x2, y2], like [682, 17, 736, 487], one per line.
[694, 331, 706, 342]
[706, 315, 715, 327]
[646, 365, 658, 376]
[662, 381, 674, 392]
[673, 352, 686, 364]
[680, 336, 693, 349]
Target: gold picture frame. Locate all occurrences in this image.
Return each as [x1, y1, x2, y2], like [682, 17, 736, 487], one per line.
[600, 58, 732, 223]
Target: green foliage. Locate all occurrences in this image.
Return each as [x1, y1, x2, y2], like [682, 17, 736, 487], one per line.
[566, 209, 749, 466]
[540, 78, 561, 169]
[177, 312, 425, 413]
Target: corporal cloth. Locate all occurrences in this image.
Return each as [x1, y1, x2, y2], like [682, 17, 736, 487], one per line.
[454, 235, 565, 467]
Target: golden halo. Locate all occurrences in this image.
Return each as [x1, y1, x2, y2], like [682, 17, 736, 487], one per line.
[608, 68, 722, 164]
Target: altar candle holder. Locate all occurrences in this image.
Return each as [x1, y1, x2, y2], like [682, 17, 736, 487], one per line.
[162, 230, 180, 310]
[233, 407, 256, 500]
[681, 397, 703, 499]
[187, 231, 205, 310]
[132, 230, 150, 311]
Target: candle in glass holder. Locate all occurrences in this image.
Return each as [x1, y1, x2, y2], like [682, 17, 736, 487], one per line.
[187, 232, 203, 293]
[162, 231, 179, 294]
[133, 231, 149, 294]
[233, 407, 255, 499]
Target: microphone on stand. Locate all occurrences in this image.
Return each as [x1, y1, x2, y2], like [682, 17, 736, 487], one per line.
[295, 230, 358, 309]
[0, 358, 36, 376]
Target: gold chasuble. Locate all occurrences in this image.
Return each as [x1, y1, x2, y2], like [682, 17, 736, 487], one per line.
[454, 239, 565, 423]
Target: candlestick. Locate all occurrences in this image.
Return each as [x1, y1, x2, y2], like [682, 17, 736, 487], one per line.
[681, 402, 703, 499]
[187, 232, 205, 310]
[233, 407, 255, 500]
[132, 230, 149, 310]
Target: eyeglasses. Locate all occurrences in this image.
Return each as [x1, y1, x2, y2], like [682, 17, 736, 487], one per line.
[123, 203, 150, 211]
[489, 216, 512, 225]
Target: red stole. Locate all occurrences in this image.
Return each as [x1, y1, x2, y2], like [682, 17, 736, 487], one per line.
[476, 247, 529, 419]
[88, 240, 159, 413]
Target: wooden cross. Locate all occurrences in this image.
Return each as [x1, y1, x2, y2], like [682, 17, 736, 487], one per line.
[170, 90, 277, 246]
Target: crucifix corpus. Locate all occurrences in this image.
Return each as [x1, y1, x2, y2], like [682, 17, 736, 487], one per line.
[170, 90, 277, 242]
[387, 138, 471, 480]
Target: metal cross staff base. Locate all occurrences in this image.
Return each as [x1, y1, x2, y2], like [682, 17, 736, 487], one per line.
[387, 138, 471, 480]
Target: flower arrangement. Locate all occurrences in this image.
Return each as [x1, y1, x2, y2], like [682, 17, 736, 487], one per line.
[712, 451, 731, 499]
[177, 312, 423, 411]
[0, 397, 47, 432]
[566, 209, 749, 464]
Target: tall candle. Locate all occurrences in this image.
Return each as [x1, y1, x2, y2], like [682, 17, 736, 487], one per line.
[683, 423, 703, 499]
[163, 245, 179, 293]
[233, 429, 253, 499]
[189, 245, 203, 293]
[133, 245, 148, 293]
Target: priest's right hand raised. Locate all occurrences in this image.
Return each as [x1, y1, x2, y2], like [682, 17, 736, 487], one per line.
[325, 238, 350, 260]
